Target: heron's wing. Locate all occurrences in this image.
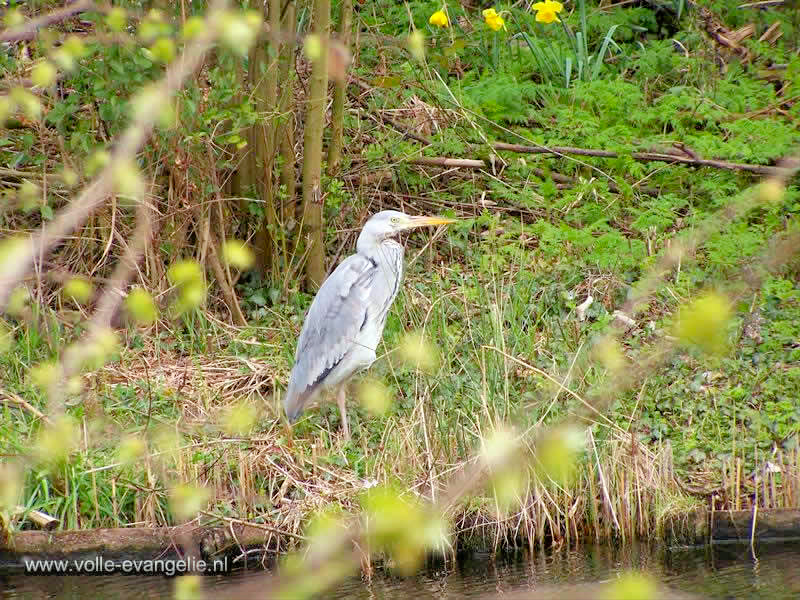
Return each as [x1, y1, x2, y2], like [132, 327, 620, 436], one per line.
[284, 254, 377, 420]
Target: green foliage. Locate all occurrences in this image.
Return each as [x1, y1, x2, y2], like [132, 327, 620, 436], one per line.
[461, 74, 543, 124]
[520, 0, 624, 87]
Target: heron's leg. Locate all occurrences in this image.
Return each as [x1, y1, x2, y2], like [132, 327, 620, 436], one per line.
[337, 385, 350, 441]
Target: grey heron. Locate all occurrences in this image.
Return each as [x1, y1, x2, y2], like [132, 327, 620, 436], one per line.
[284, 210, 455, 439]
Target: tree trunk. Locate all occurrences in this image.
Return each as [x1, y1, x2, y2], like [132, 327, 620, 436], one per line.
[249, 29, 270, 275]
[326, 0, 351, 176]
[301, 0, 330, 289]
[252, 0, 282, 278]
[279, 1, 296, 229]
[229, 55, 250, 220]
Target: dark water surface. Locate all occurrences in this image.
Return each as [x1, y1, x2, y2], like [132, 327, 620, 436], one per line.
[2, 541, 799, 599]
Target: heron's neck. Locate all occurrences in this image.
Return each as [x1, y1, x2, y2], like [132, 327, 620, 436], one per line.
[357, 235, 404, 267]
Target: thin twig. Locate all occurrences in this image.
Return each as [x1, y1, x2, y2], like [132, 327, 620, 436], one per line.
[0, 392, 52, 425]
[737, 1, 784, 9]
[349, 77, 433, 145]
[199, 511, 307, 541]
[529, 167, 660, 196]
[405, 157, 660, 196]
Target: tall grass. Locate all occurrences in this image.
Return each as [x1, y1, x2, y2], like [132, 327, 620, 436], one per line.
[4, 224, 796, 553]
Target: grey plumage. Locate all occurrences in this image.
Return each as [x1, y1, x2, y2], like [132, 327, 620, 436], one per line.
[283, 210, 454, 437]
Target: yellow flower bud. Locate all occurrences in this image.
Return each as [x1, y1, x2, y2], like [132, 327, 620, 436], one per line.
[125, 288, 158, 325]
[222, 240, 255, 269]
[106, 7, 127, 32]
[673, 292, 733, 355]
[62, 276, 93, 304]
[169, 484, 210, 521]
[358, 378, 392, 416]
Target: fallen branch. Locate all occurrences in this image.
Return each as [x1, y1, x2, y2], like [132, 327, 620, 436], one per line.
[0, 0, 96, 44]
[697, 5, 751, 62]
[0, 392, 52, 425]
[348, 78, 786, 178]
[738, 0, 785, 8]
[408, 142, 790, 192]
[493, 142, 792, 177]
[410, 156, 486, 169]
[407, 157, 661, 196]
[13, 506, 59, 530]
[725, 93, 800, 121]
[759, 21, 783, 44]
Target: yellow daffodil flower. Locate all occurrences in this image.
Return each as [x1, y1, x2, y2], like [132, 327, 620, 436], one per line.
[482, 8, 506, 31]
[532, 0, 563, 24]
[429, 9, 449, 28]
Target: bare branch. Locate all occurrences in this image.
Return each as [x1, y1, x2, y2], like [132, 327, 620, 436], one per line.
[493, 142, 794, 177]
[406, 157, 661, 196]
[0, 391, 52, 425]
[0, 0, 96, 44]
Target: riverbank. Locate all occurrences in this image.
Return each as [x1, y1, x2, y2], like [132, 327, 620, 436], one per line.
[5, 507, 800, 568]
[3, 367, 799, 565]
[1, 0, 799, 576]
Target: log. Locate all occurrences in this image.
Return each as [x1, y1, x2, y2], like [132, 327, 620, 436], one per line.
[666, 509, 800, 545]
[0, 523, 278, 567]
[711, 509, 800, 542]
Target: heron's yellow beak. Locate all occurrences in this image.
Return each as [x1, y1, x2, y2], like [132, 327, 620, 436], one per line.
[406, 215, 457, 228]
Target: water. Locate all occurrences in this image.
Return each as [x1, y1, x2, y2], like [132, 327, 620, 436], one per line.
[2, 541, 799, 599]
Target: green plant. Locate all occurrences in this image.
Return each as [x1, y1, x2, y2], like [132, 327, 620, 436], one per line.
[516, 0, 622, 87]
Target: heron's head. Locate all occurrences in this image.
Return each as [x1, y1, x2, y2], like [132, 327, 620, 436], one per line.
[359, 210, 456, 246]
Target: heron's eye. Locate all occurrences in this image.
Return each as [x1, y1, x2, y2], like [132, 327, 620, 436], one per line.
[390, 217, 400, 224]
